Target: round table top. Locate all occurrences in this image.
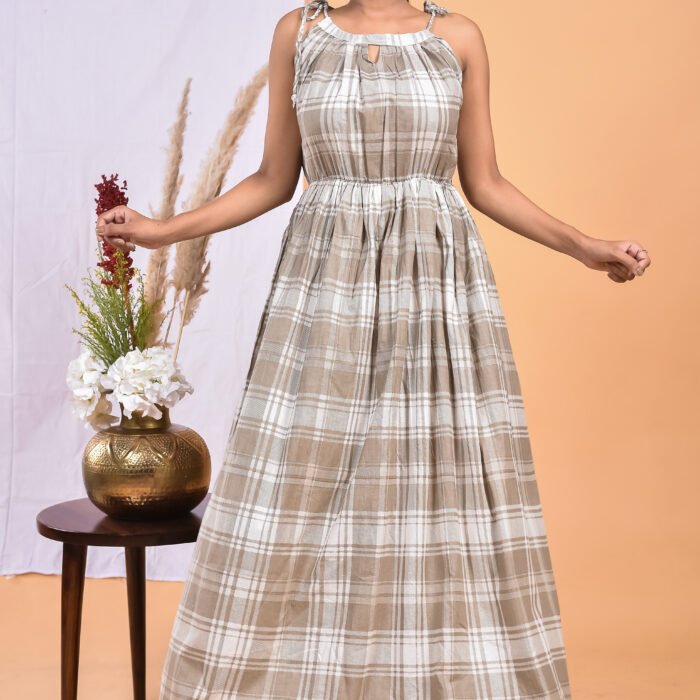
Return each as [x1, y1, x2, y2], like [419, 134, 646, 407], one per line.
[36, 494, 211, 547]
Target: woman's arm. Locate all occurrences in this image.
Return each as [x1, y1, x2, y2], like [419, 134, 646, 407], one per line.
[96, 7, 305, 252]
[440, 13, 651, 283]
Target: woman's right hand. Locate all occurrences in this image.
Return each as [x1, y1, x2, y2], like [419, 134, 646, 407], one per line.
[95, 205, 172, 252]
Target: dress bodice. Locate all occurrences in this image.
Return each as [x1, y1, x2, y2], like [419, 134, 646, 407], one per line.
[292, 1, 463, 184]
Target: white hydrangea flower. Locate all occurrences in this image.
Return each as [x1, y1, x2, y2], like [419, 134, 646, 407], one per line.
[66, 349, 117, 427]
[85, 392, 118, 430]
[66, 348, 106, 390]
[107, 346, 193, 420]
[119, 391, 163, 420]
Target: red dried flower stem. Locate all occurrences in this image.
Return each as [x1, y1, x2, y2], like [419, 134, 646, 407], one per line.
[94, 174, 138, 349]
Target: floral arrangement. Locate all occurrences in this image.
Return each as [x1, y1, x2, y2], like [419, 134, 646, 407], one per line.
[65, 174, 193, 429]
[64, 67, 269, 431]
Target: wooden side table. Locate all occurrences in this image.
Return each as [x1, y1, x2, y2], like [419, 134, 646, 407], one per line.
[36, 494, 211, 700]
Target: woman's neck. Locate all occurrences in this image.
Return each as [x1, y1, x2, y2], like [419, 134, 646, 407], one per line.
[343, 0, 418, 20]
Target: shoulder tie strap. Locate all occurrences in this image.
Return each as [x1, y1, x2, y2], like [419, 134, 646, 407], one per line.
[296, 1, 329, 44]
[292, 2, 329, 109]
[424, 1, 448, 31]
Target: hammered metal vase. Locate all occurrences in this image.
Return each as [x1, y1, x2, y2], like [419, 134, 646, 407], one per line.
[82, 402, 211, 521]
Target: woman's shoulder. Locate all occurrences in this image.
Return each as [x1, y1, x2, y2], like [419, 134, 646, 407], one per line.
[273, 7, 304, 39]
[432, 11, 488, 71]
[434, 10, 484, 43]
[273, 4, 325, 45]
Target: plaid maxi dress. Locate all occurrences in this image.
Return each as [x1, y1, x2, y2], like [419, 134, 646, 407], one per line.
[159, 2, 572, 698]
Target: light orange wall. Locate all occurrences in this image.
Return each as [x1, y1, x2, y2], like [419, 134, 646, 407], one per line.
[444, 0, 699, 681]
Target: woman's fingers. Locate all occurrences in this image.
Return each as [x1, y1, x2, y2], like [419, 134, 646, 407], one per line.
[616, 241, 652, 277]
[106, 237, 134, 253]
[607, 270, 626, 283]
[103, 235, 134, 253]
[611, 246, 640, 278]
[610, 260, 634, 280]
[97, 204, 128, 225]
[95, 205, 135, 251]
[626, 242, 652, 275]
[97, 229, 133, 252]
[95, 204, 129, 245]
[606, 241, 652, 282]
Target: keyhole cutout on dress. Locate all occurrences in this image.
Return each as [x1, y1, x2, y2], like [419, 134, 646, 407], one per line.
[366, 43, 381, 64]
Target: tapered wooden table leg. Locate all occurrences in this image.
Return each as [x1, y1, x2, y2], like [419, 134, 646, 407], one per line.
[61, 542, 87, 700]
[37, 497, 210, 699]
[125, 545, 146, 700]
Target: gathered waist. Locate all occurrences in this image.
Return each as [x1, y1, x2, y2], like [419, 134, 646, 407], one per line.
[295, 172, 474, 220]
[305, 173, 455, 187]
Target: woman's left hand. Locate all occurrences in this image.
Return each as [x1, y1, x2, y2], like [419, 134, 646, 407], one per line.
[577, 238, 652, 283]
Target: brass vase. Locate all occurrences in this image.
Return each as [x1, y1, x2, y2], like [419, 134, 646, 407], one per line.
[82, 402, 211, 521]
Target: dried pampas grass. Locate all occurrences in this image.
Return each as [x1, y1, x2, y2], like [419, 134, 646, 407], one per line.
[144, 77, 192, 348]
[142, 64, 269, 362]
[169, 63, 270, 350]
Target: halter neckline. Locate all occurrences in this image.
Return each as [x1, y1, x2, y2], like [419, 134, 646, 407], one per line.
[292, 1, 451, 107]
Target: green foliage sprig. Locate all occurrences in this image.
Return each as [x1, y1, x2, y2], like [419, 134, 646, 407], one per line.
[64, 255, 154, 367]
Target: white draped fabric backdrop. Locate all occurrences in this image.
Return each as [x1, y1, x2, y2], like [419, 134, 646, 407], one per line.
[0, 0, 301, 580]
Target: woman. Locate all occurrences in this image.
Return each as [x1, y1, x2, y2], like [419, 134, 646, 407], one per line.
[97, 2, 651, 698]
